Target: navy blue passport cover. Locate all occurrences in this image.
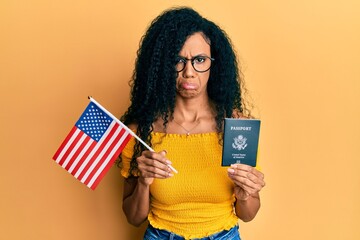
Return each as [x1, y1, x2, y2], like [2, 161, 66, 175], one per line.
[222, 118, 261, 167]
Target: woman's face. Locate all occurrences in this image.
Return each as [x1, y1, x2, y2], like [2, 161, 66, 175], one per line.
[175, 32, 211, 99]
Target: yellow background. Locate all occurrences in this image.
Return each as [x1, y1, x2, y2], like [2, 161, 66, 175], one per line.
[1, 0, 359, 239]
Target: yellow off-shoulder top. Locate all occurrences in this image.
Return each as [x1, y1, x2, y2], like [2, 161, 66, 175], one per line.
[120, 132, 241, 239]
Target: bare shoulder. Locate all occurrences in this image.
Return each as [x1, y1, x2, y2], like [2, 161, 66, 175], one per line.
[152, 118, 166, 132]
[127, 123, 138, 131]
[127, 119, 164, 133]
[231, 110, 249, 119]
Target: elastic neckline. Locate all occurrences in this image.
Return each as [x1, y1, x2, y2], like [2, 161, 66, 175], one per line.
[151, 132, 221, 138]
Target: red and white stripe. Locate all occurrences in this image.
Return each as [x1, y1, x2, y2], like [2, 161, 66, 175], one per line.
[53, 120, 132, 190]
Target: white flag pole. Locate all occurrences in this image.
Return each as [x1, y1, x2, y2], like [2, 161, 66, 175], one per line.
[88, 96, 178, 173]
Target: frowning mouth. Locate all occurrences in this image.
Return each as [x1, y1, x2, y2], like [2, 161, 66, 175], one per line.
[179, 82, 197, 90]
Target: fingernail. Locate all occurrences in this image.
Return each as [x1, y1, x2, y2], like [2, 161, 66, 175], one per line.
[166, 160, 172, 165]
[227, 168, 235, 173]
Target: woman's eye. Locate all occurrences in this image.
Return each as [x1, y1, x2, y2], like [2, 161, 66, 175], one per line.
[194, 57, 205, 63]
[176, 58, 185, 64]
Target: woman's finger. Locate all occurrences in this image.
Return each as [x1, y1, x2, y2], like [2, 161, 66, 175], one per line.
[137, 150, 173, 178]
[228, 166, 265, 194]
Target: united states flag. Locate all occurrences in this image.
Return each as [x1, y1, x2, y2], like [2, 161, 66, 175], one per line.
[53, 100, 132, 190]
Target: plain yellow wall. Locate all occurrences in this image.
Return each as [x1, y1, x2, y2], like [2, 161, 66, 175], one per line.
[1, 0, 359, 239]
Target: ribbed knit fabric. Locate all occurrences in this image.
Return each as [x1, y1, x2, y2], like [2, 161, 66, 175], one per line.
[120, 132, 239, 239]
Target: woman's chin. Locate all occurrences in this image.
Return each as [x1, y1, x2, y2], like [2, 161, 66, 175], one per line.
[176, 89, 200, 98]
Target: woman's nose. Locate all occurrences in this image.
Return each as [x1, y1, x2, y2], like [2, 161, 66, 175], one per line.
[182, 60, 195, 78]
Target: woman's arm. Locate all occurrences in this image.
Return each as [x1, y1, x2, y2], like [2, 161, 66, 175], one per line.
[234, 192, 261, 222]
[227, 164, 265, 222]
[122, 150, 174, 226]
[122, 177, 151, 226]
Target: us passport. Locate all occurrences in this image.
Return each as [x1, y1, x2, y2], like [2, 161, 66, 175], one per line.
[222, 118, 261, 167]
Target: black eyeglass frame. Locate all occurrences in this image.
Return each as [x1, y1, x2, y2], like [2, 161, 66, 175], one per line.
[175, 56, 215, 73]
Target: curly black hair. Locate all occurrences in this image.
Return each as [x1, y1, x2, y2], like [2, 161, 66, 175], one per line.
[120, 7, 253, 175]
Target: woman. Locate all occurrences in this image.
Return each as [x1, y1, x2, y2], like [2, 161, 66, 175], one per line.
[120, 7, 265, 240]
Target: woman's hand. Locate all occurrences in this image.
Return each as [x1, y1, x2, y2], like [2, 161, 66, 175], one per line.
[123, 150, 173, 226]
[227, 164, 265, 201]
[136, 150, 174, 186]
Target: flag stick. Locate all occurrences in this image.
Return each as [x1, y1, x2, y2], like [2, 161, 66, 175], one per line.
[88, 96, 178, 173]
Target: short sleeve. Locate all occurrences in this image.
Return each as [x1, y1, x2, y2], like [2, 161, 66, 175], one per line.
[120, 137, 140, 178]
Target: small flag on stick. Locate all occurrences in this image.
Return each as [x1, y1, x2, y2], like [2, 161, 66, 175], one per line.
[53, 97, 178, 190]
[52, 97, 133, 190]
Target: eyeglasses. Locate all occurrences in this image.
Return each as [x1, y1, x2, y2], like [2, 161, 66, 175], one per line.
[175, 56, 215, 73]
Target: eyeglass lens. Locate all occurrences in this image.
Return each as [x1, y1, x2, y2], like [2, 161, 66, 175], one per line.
[175, 56, 214, 73]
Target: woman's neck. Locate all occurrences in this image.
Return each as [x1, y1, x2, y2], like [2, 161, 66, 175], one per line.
[173, 95, 213, 122]
[152, 94, 217, 134]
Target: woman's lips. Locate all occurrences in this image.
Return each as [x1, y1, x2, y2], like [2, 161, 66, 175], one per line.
[180, 82, 197, 90]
